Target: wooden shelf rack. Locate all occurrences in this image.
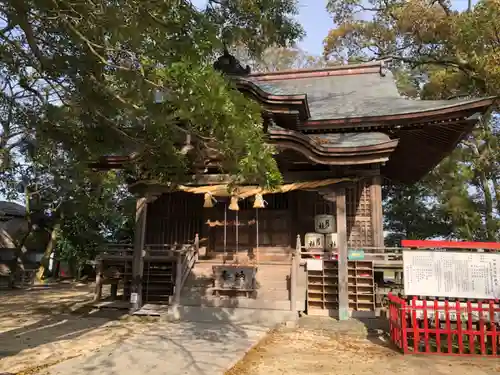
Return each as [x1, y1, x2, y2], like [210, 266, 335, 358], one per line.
[306, 259, 376, 316]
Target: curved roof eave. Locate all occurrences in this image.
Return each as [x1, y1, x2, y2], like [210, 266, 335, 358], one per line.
[235, 79, 311, 119]
[269, 128, 399, 165]
[301, 97, 497, 129]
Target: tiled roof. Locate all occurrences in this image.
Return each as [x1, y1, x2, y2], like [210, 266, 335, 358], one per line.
[248, 70, 487, 120]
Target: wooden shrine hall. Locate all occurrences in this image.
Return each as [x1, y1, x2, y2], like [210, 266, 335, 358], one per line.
[91, 53, 496, 318]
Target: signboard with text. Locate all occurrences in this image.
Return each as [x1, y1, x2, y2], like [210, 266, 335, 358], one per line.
[403, 250, 500, 299]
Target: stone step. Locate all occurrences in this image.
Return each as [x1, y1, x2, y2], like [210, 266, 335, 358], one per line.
[179, 298, 306, 313]
[182, 286, 293, 298]
[180, 287, 306, 305]
[168, 305, 299, 327]
[179, 296, 295, 311]
[199, 254, 292, 263]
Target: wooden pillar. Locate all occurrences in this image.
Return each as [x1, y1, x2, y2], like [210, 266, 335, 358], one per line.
[336, 187, 349, 320]
[173, 250, 183, 305]
[131, 195, 148, 312]
[370, 175, 384, 249]
[290, 234, 301, 311]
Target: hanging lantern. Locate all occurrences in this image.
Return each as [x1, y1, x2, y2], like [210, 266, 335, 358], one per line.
[228, 196, 239, 211]
[253, 193, 266, 209]
[203, 193, 216, 208]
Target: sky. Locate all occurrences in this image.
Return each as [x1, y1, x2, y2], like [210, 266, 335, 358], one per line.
[191, 0, 478, 56]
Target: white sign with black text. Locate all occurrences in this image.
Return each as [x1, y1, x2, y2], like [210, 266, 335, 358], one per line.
[403, 250, 500, 299]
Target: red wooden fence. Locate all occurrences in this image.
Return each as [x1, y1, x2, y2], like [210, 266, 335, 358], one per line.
[388, 293, 500, 356]
[401, 240, 500, 250]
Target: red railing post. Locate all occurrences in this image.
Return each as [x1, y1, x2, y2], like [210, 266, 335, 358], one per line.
[455, 300, 463, 354]
[434, 299, 440, 353]
[479, 301, 486, 355]
[444, 301, 451, 354]
[401, 298, 408, 353]
[412, 296, 419, 353]
[490, 300, 498, 355]
[467, 300, 474, 354]
[423, 299, 430, 353]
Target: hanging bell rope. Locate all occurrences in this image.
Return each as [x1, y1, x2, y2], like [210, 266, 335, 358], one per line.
[203, 192, 216, 208]
[228, 196, 239, 211]
[253, 193, 266, 209]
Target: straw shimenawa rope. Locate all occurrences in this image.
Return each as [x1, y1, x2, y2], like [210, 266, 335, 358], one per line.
[178, 178, 354, 199]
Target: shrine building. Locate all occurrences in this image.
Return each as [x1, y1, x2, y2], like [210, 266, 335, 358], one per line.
[90, 53, 496, 318]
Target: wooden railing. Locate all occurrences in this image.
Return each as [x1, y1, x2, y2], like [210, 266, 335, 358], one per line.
[97, 241, 199, 259]
[95, 235, 200, 307]
[294, 235, 404, 265]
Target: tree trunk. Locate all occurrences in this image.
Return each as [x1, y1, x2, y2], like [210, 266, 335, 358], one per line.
[493, 178, 500, 219]
[478, 172, 496, 241]
[13, 186, 33, 285]
[36, 222, 61, 281]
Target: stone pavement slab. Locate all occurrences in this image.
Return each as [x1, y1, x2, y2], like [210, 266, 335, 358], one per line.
[47, 307, 297, 375]
[48, 321, 268, 375]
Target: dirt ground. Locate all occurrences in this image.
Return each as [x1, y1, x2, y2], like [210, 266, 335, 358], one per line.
[0, 282, 152, 375]
[1, 286, 499, 375]
[227, 319, 500, 375]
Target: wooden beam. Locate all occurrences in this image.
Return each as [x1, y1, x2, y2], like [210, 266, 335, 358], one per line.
[336, 187, 349, 320]
[131, 195, 148, 312]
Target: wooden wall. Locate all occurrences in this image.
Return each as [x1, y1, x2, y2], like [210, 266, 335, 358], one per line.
[143, 176, 384, 249]
[204, 194, 291, 253]
[296, 178, 382, 249]
[145, 192, 204, 245]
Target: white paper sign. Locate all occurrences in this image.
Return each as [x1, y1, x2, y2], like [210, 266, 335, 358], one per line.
[130, 292, 138, 304]
[403, 250, 500, 299]
[307, 258, 324, 271]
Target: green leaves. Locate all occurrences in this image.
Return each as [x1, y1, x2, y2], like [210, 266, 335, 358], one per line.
[1, 0, 303, 187]
[205, 0, 304, 56]
[0, 0, 303, 266]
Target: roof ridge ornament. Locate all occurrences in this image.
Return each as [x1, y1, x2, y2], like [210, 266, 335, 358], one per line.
[213, 45, 251, 77]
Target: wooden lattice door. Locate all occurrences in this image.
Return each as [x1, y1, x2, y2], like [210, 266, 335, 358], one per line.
[346, 181, 374, 248]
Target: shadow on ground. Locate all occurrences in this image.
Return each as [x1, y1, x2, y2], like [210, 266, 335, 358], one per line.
[296, 314, 394, 351]
[0, 301, 127, 360]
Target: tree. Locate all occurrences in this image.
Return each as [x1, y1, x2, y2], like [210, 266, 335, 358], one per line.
[0, 0, 305, 189]
[324, 0, 500, 97]
[1, 0, 306, 274]
[234, 45, 327, 72]
[383, 182, 453, 246]
[1, 132, 133, 278]
[324, 0, 500, 242]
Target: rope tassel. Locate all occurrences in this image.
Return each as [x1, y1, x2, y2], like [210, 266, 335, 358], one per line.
[203, 193, 216, 208]
[228, 196, 239, 211]
[253, 193, 266, 208]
